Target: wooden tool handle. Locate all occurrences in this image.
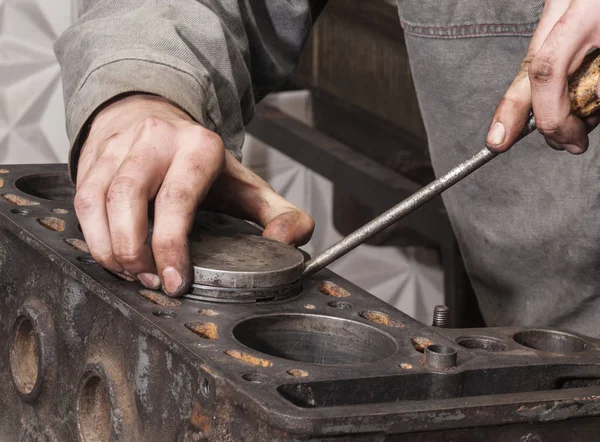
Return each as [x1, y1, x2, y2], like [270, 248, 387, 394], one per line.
[569, 48, 600, 117]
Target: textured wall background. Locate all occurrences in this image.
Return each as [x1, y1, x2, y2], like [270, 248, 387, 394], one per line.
[0, 0, 71, 163]
[0, 1, 443, 324]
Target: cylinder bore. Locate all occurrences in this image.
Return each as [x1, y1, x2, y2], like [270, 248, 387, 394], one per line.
[77, 373, 111, 442]
[456, 336, 506, 352]
[232, 314, 397, 365]
[9, 316, 40, 397]
[513, 329, 587, 354]
[15, 172, 75, 203]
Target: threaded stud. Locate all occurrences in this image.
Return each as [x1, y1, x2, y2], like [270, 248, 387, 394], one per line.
[432, 305, 449, 327]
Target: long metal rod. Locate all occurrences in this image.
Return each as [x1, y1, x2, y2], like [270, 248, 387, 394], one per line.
[302, 117, 537, 278]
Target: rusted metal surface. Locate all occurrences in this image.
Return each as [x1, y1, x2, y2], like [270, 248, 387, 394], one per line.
[317, 280, 350, 298]
[359, 310, 405, 328]
[2, 164, 600, 441]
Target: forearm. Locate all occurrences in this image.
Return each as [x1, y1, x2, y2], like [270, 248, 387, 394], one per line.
[55, 0, 327, 177]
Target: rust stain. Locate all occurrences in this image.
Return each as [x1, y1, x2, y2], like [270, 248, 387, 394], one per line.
[516, 397, 600, 421]
[399, 363, 413, 369]
[65, 238, 90, 253]
[12, 318, 40, 394]
[411, 337, 434, 352]
[225, 350, 272, 367]
[317, 281, 350, 298]
[52, 208, 69, 214]
[0, 178, 3, 188]
[186, 322, 219, 339]
[38, 217, 66, 232]
[303, 304, 316, 310]
[190, 401, 211, 432]
[0, 169, 8, 173]
[138, 289, 181, 307]
[2, 193, 39, 206]
[287, 369, 309, 377]
[360, 310, 404, 328]
[198, 309, 218, 317]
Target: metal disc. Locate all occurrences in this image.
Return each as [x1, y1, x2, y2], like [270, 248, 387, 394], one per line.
[190, 233, 305, 290]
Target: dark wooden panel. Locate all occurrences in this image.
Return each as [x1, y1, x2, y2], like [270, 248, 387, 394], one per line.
[296, 0, 427, 142]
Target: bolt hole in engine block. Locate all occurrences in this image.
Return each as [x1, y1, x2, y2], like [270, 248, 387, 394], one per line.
[10, 208, 30, 216]
[317, 281, 350, 298]
[359, 310, 404, 328]
[37, 217, 66, 232]
[242, 372, 270, 383]
[232, 314, 397, 364]
[77, 373, 111, 442]
[456, 336, 507, 352]
[65, 238, 90, 253]
[138, 289, 181, 308]
[76, 255, 96, 265]
[10, 316, 40, 396]
[327, 301, 353, 309]
[287, 368, 309, 377]
[3, 193, 39, 206]
[185, 322, 219, 339]
[200, 378, 211, 398]
[153, 309, 178, 319]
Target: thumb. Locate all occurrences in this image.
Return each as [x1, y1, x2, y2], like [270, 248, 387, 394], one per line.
[203, 151, 314, 246]
[262, 208, 314, 246]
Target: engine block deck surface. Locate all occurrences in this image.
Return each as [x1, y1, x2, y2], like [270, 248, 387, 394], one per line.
[1, 164, 600, 441]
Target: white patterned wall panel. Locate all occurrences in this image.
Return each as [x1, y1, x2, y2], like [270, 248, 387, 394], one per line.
[0, 0, 71, 164]
[244, 91, 444, 324]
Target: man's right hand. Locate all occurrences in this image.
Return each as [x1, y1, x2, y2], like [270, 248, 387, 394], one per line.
[75, 94, 314, 296]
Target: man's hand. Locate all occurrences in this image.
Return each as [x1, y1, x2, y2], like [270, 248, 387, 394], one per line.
[486, 0, 600, 154]
[75, 94, 314, 296]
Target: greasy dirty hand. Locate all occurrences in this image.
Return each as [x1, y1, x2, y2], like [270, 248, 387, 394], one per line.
[487, 0, 600, 154]
[74, 94, 314, 296]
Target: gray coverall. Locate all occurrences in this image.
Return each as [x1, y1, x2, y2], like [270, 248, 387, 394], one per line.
[55, 0, 600, 337]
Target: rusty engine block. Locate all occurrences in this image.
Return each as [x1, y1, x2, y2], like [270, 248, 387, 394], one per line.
[2, 164, 600, 441]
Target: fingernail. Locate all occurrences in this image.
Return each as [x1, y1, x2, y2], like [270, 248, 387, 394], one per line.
[138, 273, 161, 289]
[564, 144, 584, 155]
[162, 267, 183, 294]
[487, 121, 506, 146]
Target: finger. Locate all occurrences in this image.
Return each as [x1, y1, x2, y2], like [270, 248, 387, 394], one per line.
[583, 113, 600, 133]
[76, 139, 99, 186]
[152, 129, 225, 296]
[204, 151, 315, 246]
[486, 74, 533, 152]
[262, 210, 315, 246]
[529, 4, 593, 153]
[74, 152, 124, 274]
[106, 130, 171, 288]
[486, 0, 572, 152]
[546, 139, 566, 151]
[529, 0, 572, 51]
[77, 131, 137, 185]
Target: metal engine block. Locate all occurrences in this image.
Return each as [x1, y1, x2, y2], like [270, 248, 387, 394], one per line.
[2, 164, 600, 441]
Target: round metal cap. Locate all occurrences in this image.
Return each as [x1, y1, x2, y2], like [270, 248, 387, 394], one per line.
[191, 233, 305, 290]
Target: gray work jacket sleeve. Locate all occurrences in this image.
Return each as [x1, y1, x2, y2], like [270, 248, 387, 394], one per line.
[54, 0, 327, 179]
